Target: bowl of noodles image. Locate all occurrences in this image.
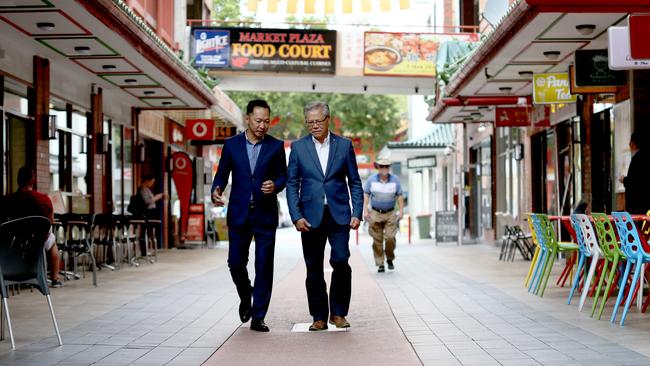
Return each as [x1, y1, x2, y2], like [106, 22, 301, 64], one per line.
[365, 46, 401, 71]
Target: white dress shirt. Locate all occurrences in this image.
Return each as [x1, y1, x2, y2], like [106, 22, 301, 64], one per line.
[312, 132, 330, 204]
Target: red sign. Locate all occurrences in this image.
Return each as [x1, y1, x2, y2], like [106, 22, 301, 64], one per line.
[169, 122, 185, 146]
[629, 14, 650, 60]
[171, 152, 193, 235]
[186, 204, 205, 242]
[495, 107, 530, 127]
[531, 105, 550, 128]
[186, 119, 214, 140]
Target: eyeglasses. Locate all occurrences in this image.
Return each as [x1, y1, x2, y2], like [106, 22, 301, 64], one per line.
[305, 116, 328, 127]
[378, 165, 390, 169]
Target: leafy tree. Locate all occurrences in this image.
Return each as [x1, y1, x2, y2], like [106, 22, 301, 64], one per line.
[226, 91, 405, 153]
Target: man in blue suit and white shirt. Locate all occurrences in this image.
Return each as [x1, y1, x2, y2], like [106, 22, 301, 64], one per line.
[212, 99, 287, 332]
[286, 101, 364, 331]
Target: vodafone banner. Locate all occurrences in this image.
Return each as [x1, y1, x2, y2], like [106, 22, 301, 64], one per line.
[186, 119, 214, 140]
[171, 152, 194, 236]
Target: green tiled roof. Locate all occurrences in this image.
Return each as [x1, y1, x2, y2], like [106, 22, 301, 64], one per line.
[387, 124, 454, 149]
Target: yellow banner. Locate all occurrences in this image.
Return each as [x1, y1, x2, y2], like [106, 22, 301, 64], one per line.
[533, 73, 577, 104]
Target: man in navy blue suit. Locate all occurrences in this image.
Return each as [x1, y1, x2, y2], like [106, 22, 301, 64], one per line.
[286, 101, 364, 331]
[211, 99, 287, 332]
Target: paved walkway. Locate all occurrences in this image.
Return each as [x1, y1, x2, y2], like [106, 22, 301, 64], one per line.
[1, 228, 650, 365]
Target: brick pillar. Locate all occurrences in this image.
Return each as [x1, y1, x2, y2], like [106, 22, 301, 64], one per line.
[89, 87, 104, 214]
[33, 56, 50, 192]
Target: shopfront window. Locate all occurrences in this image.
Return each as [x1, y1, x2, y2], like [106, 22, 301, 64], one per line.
[112, 124, 123, 214]
[49, 99, 67, 192]
[123, 127, 134, 210]
[479, 140, 492, 230]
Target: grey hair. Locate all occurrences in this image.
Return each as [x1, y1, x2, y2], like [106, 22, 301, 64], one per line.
[303, 101, 330, 119]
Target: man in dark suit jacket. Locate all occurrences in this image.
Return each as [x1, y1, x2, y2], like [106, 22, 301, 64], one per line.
[621, 131, 649, 214]
[286, 101, 364, 331]
[211, 99, 287, 332]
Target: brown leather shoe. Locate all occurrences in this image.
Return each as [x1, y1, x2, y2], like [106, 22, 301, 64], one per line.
[309, 320, 328, 331]
[329, 315, 350, 328]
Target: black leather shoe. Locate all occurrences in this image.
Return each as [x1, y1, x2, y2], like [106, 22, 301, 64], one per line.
[378, 265, 385, 273]
[250, 319, 270, 332]
[239, 302, 251, 323]
[387, 260, 394, 270]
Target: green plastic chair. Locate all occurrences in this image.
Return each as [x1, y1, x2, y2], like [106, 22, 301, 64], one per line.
[524, 213, 541, 288]
[591, 213, 626, 320]
[534, 214, 579, 297]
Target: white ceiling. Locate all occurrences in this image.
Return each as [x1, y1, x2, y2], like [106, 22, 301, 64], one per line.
[214, 72, 435, 96]
[433, 10, 629, 123]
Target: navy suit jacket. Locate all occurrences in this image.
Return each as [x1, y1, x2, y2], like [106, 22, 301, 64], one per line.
[286, 133, 363, 228]
[212, 133, 287, 228]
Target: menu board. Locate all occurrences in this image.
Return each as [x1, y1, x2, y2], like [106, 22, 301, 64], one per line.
[435, 211, 458, 243]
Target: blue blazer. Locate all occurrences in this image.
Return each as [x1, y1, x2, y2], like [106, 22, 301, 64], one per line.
[212, 133, 287, 228]
[286, 133, 363, 228]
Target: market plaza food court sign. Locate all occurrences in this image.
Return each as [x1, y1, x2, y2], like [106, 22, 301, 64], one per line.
[191, 27, 336, 74]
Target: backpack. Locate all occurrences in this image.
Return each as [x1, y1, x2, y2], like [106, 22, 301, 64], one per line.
[127, 194, 146, 215]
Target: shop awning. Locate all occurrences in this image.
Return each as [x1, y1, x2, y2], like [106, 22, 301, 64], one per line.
[387, 124, 454, 150]
[427, 0, 650, 124]
[0, 0, 242, 127]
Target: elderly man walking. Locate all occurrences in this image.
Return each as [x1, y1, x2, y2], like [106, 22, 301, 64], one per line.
[286, 101, 364, 331]
[363, 159, 404, 273]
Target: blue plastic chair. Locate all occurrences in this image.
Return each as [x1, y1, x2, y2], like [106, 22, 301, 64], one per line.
[568, 214, 592, 305]
[527, 214, 549, 294]
[610, 211, 650, 326]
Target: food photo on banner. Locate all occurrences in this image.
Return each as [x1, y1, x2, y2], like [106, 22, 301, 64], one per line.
[191, 27, 337, 74]
[363, 32, 478, 77]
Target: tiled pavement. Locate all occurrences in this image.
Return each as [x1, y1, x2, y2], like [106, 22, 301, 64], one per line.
[2, 228, 650, 365]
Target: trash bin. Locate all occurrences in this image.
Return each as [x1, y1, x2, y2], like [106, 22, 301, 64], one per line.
[416, 214, 432, 239]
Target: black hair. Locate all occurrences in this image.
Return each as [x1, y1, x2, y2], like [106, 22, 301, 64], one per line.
[574, 201, 588, 214]
[141, 173, 155, 181]
[17, 166, 35, 187]
[246, 99, 271, 115]
[630, 131, 642, 149]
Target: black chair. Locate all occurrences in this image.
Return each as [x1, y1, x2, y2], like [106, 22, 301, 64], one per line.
[59, 213, 97, 286]
[0, 216, 63, 349]
[90, 214, 119, 271]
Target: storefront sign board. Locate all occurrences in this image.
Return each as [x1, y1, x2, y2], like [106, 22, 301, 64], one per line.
[186, 119, 214, 140]
[186, 204, 205, 243]
[574, 49, 626, 87]
[532, 73, 577, 104]
[495, 107, 530, 127]
[408, 156, 437, 169]
[608, 26, 650, 70]
[435, 211, 458, 243]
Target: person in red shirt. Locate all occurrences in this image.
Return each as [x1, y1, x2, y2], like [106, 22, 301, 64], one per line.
[1, 166, 62, 287]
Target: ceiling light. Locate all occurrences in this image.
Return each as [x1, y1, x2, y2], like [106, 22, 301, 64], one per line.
[575, 24, 596, 36]
[463, 116, 473, 121]
[518, 70, 534, 78]
[161, 101, 172, 105]
[74, 46, 91, 55]
[471, 112, 482, 117]
[478, 106, 490, 110]
[478, 123, 487, 132]
[143, 90, 155, 95]
[102, 64, 116, 71]
[499, 86, 512, 93]
[36, 22, 55, 31]
[543, 51, 561, 60]
[124, 78, 138, 85]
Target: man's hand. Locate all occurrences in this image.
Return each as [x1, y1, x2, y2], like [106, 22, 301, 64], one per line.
[294, 218, 312, 232]
[211, 187, 225, 207]
[261, 180, 275, 194]
[350, 217, 361, 230]
[363, 211, 371, 222]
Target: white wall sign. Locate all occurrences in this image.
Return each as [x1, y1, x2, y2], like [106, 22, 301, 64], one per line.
[608, 26, 650, 70]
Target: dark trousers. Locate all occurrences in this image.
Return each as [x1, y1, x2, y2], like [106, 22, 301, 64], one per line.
[227, 208, 276, 321]
[301, 206, 351, 321]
